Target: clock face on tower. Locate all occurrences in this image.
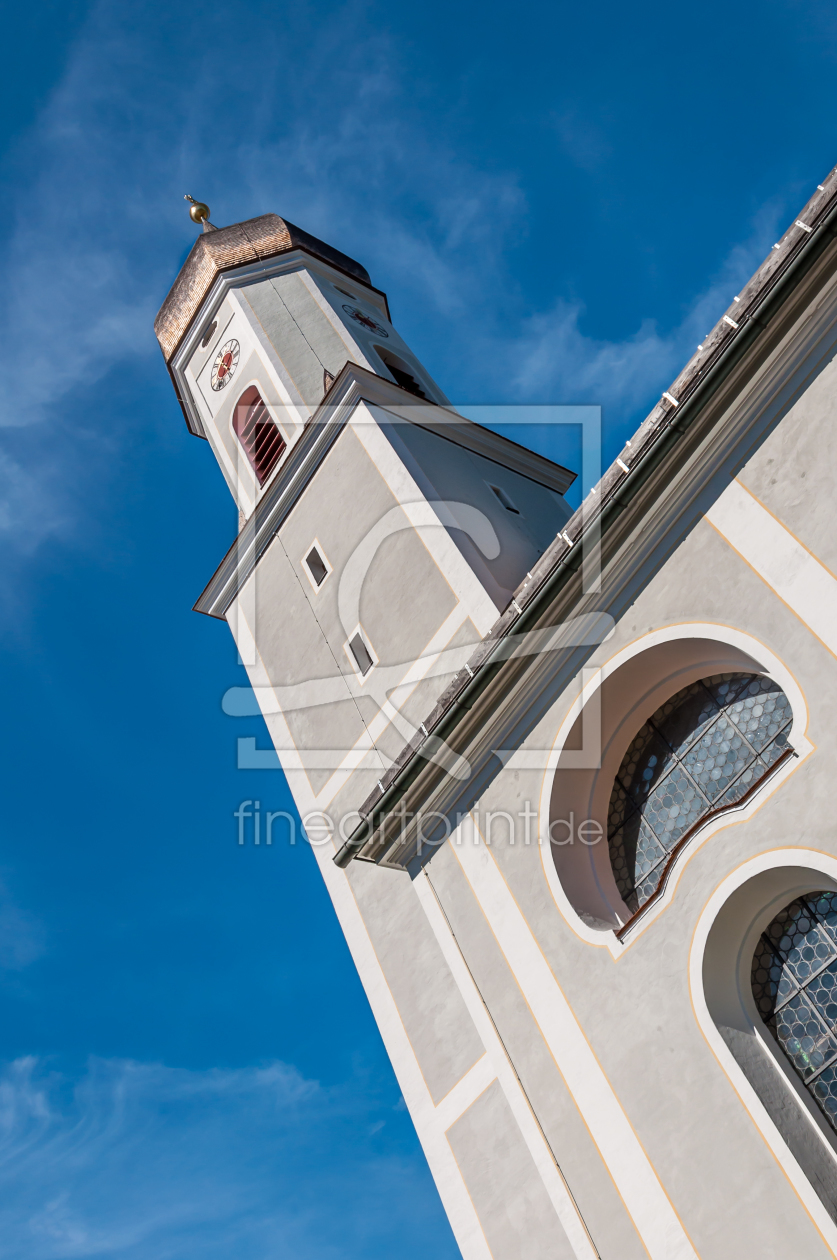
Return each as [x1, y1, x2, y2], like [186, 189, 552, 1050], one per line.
[342, 305, 389, 337]
[210, 339, 240, 391]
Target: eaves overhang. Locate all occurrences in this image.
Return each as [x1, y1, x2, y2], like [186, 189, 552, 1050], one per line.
[333, 159, 837, 869]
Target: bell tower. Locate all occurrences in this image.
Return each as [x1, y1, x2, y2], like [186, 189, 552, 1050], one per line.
[155, 201, 575, 810]
[155, 200, 579, 1258]
[157, 204, 456, 518]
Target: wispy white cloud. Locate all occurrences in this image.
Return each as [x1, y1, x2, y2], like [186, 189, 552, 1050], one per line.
[0, 1056, 453, 1260]
[0, 0, 527, 555]
[0, 447, 69, 553]
[0, 0, 792, 558]
[502, 197, 788, 424]
[0, 2, 523, 433]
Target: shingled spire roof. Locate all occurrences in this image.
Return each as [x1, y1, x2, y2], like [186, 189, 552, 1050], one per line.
[154, 213, 372, 362]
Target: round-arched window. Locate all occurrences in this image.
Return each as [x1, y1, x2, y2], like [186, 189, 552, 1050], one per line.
[607, 673, 792, 916]
[752, 893, 837, 1133]
[233, 386, 286, 486]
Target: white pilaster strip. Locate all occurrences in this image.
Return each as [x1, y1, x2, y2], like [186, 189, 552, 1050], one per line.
[434, 1053, 497, 1133]
[414, 871, 600, 1260]
[450, 817, 700, 1260]
[705, 480, 837, 656]
[313, 851, 494, 1260]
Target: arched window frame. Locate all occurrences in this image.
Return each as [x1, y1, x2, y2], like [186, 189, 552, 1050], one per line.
[692, 856, 837, 1243]
[752, 890, 837, 1132]
[537, 625, 812, 955]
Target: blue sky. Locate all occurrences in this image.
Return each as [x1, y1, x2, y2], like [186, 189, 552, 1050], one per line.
[1, 1, 836, 1256]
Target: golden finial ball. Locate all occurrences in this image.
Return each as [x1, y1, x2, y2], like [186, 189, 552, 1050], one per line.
[184, 194, 210, 225]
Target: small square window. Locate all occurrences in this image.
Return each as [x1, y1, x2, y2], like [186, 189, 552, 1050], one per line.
[348, 632, 374, 677]
[487, 483, 520, 514]
[306, 546, 328, 587]
[301, 540, 332, 591]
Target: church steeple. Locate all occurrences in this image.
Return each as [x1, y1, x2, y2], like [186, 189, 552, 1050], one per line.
[156, 199, 573, 591]
[154, 210, 448, 457]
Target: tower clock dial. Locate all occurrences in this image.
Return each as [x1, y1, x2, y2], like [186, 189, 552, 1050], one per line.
[342, 305, 389, 337]
[210, 339, 240, 391]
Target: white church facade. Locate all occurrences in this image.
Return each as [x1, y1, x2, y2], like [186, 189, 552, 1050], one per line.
[156, 170, 837, 1258]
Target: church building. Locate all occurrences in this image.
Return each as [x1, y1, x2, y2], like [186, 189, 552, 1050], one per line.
[155, 169, 837, 1258]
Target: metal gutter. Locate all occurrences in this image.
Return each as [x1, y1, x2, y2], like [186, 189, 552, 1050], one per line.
[334, 162, 837, 868]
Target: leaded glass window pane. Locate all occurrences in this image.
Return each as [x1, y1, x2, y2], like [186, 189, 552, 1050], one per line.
[811, 1064, 837, 1128]
[724, 677, 793, 751]
[680, 714, 750, 802]
[653, 682, 719, 758]
[618, 726, 671, 806]
[771, 993, 837, 1081]
[607, 673, 792, 914]
[641, 763, 704, 849]
[753, 893, 837, 1132]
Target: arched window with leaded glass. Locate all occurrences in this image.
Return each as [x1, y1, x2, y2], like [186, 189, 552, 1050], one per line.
[607, 673, 792, 918]
[752, 893, 837, 1133]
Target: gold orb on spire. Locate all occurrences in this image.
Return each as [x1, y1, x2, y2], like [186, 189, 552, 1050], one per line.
[184, 193, 211, 225]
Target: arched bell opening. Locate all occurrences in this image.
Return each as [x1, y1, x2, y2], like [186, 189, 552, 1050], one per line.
[233, 385, 287, 487]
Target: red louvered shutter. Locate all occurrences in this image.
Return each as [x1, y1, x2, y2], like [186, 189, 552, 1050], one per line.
[233, 387, 286, 486]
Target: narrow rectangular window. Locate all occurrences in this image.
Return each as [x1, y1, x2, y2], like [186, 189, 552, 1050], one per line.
[305, 546, 328, 587]
[234, 387, 286, 486]
[488, 483, 520, 514]
[349, 633, 374, 676]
